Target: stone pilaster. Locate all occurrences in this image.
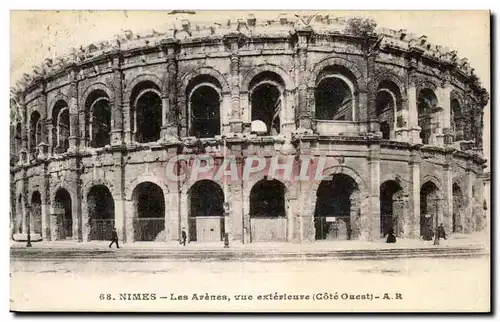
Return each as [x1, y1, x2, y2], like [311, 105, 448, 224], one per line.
[296, 29, 312, 130]
[112, 150, 125, 242]
[122, 200, 133, 242]
[122, 101, 132, 145]
[408, 147, 422, 238]
[229, 178, 243, 242]
[111, 63, 123, 146]
[167, 188, 180, 242]
[442, 150, 454, 234]
[464, 160, 474, 233]
[68, 70, 79, 152]
[368, 142, 381, 241]
[407, 85, 422, 144]
[164, 45, 179, 139]
[229, 41, 242, 133]
[41, 172, 51, 240]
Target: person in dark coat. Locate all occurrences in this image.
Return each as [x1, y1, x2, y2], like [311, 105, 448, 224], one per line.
[386, 228, 396, 243]
[109, 228, 119, 248]
[437, 223, 447, 240]
[181, 228, 187, 246]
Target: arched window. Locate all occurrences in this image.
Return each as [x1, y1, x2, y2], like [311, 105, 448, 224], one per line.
[29, 111, 41, 155]
[376, 80, 402, 140]
[451, 99, 463, 141]
[52, 100, 70, 153]
[249, 71, 285, 135]
[315, 77, 353, 121]
[418, 88, 439, 144]
[314, 66, 358, 122]
[187, 75, 222, 138]
[130, 81, 162, 143]
[86, 90, 111, 148]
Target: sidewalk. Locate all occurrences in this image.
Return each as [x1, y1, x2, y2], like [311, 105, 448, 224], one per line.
[11, 232, 490, 253]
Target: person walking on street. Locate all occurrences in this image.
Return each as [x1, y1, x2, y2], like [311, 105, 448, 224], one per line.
[109, 228, 119, 248]
[181, 228, 187, 246]
[438, 223, 447, 240]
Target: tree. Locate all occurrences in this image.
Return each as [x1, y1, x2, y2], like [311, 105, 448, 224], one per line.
[344, 17, 377, 38]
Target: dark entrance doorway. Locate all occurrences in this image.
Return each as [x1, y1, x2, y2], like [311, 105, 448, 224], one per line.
[314, 174, 358, 240]
[55, 188, 72, 240]
[249, 179, 287, 242]
[452, 183, 464, 233]
[31, 191, 42, 236]
[133, 182, 165, 241]
[380, 180, 403, 238]
[420, 181, 440, 240]
[188, 180, 225, 242]
[88, 185, 115, 240]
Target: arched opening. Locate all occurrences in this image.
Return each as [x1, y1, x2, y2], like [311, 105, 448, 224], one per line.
[376, 81, 402, 140]
[315, 76, 354, 121]
[86, 90, 111, 148]
[29, 111, 41, 155]
[314, 174, 359, 240]
[380, 180, 403, 237]
[420, 181, 440, 240]
[188, 180, 225, 242]
[54, 188, 72, 240]
[249, 179, 287, 242]
[15, 123, 21, 155]
[16, 194, 22, 234]
[451, 99, 463, 141]
[250, 72, 285, 135]
[187, 75, 222, 138]
[132, 182, 165, 241]
[52, 100, 70, 153]
[131, 81, 162, 143]
[31, 191, 42, 236]
[87, 185, 115, 241]
[452, 183, 464, 233]
[418, 88, 439, 145]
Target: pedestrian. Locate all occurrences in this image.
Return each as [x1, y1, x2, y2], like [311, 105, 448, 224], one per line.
[386, 228, 396, 243]
[109, 227, 119, 248]
[438, 223, 447, 240]
[181, 228, 187, 246]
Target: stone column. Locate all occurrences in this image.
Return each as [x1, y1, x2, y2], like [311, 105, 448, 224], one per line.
[68, 71, 79, 152]
[167, 189, 180, 242]
[73, 180, 83, 242]
[408, 148, 421, 238]
[122, 101, 132, 145]
[287, 184, 297, 242]
[111, 65, 123, 146]
[229, 43, 242, 133]
[407, 85, 422, 144]
[368, 142, 381, 241]
[38, 89, 49, 159]
[442, 151, 454, 234]
[241, 179, 252, 243]
[229, 178, 243, 242]
[164, 45, 179, 139]
[179, 190, 189, 242]
[112, 150, 125, 242]
[296, 29, 312, 130]
[22, 170, 28, 234]
[123, 200, 134, 242]
[41, 173, 51, 240]
[464, 160, 474, 233]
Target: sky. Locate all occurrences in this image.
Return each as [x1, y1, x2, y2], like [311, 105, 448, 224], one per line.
[9, 10, 491, 168]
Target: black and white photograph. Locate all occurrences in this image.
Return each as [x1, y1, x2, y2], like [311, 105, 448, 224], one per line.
[8, 9, 491, 313]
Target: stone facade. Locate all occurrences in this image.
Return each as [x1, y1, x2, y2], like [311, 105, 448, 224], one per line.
[10, 14, 489, 244]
